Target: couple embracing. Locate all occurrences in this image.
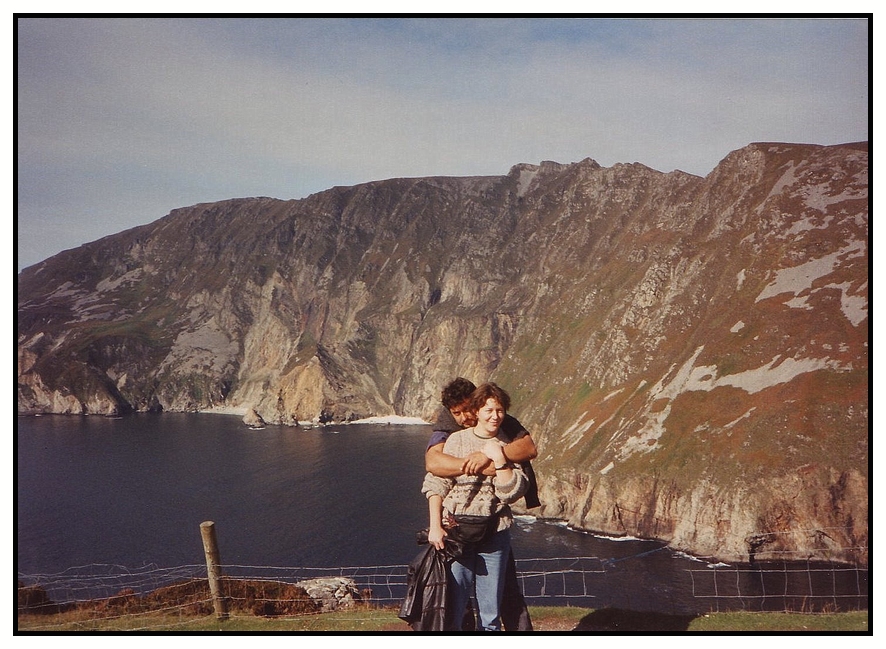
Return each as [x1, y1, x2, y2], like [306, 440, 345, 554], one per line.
[409, 377, 539, 632]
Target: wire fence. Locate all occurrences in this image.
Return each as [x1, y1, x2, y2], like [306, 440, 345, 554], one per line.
[16, 557, 605, 609]
[17, 521, 868, 626]
[685, 558, 869, 613]
[18, 549, 868, 631]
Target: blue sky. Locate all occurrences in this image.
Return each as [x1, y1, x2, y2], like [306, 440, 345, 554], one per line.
[16, 16, 869, 271]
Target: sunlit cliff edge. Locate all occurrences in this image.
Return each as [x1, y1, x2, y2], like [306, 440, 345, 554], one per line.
[18, 142, 868, 565]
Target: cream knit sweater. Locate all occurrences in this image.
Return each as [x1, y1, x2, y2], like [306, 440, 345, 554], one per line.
[422, 428, 528, 534]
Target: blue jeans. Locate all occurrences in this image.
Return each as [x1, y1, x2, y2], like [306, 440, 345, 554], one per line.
[448, 528, 511, 631]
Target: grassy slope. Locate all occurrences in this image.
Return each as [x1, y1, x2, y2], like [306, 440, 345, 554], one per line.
[17, 606, 869, 633]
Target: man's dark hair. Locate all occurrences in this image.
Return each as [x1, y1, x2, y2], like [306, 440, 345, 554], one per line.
[469, 382, 511, 413]
[441, 377, 477, 409]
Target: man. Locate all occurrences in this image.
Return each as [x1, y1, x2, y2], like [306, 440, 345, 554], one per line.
[425, 377, 539, 631]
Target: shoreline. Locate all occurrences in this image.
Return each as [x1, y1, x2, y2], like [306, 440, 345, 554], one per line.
[21, 408, 431, 426]
[348, 415, 428, 425]
[197, 407, 429, 426]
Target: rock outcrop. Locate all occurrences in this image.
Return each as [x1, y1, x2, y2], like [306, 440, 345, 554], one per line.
[242, 408, 265, 428]
[295, 577, 363, 612]
[17, 142, 868, 564]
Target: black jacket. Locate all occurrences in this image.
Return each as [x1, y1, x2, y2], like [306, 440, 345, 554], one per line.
[399, 531, 533, 632]
[398, 542, 451, 631]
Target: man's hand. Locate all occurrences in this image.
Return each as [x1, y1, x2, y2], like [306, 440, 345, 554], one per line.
[461, 451, 492, 475]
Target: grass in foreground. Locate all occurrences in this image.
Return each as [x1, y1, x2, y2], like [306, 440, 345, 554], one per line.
[17, 605, 869, 633]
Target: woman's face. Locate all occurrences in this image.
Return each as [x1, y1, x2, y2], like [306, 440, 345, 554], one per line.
[475, 397, 505, 435]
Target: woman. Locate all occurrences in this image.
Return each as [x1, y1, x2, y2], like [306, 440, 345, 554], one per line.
[422, 382, 528, 631]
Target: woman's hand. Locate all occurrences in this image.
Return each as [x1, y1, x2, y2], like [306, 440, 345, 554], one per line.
[482, 439, 506, 465]
[427, 524, 447, 550]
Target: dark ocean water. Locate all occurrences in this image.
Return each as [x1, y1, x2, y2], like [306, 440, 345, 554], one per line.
[16, 413, 867, 614]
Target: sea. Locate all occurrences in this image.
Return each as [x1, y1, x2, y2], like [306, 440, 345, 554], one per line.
[16, 412, 867, 615]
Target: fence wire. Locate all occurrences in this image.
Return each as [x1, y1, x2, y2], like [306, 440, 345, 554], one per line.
[18, 551, 867, 627]
[686, 559, 869, 613]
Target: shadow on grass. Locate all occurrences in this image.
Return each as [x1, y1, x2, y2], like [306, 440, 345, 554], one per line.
[572, 608, 697, 632]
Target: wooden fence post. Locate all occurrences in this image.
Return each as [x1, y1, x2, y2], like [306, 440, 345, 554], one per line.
[200, 521, 229, 620]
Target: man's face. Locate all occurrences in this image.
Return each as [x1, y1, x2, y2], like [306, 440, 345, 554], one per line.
[449, 399, 478, 428]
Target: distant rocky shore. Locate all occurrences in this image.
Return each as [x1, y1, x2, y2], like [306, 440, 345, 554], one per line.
[236, 407, 429, 429]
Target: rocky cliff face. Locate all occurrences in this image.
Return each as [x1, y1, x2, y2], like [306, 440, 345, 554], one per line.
[18, 142, 868, 564]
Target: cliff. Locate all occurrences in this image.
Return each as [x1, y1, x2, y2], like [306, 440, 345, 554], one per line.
[17, 142, 868, 564]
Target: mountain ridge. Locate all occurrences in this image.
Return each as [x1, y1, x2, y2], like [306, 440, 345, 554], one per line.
[18, 141, 868, 564]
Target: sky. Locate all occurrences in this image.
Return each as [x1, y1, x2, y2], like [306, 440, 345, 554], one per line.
[15, 16, 870, 272]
